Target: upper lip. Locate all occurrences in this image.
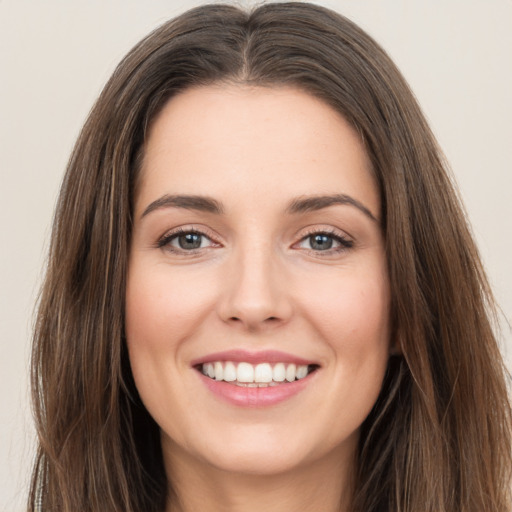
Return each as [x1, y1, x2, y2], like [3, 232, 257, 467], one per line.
[190, 349, 319, 367]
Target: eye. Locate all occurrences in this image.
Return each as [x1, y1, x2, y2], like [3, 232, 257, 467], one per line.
[158, 228, 217, 252]
[296, 231, 353, 253]
[172, 232, 208, 250]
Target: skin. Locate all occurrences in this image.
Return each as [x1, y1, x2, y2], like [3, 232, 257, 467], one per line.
[125, 85, 391, 512]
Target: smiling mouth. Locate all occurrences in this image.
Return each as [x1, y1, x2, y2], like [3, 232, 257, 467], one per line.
[197, 361, 319, 387]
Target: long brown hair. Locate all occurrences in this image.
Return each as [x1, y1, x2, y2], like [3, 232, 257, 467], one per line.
[29, 3, 512, 511]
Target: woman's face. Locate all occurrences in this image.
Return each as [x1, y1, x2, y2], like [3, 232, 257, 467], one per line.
[126, 85, 391, 477]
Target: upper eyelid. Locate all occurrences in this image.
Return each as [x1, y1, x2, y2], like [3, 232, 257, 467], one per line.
[156, 225, 354, 249]
[160, 225, 218, 239]
[295, 231, 353, 250]
[296, 224, 353, 241]
[157, 226, 221, 249]
[299, 230, 350, 242]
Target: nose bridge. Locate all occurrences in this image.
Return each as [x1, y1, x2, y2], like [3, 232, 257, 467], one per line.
[219, 234, 291, 328]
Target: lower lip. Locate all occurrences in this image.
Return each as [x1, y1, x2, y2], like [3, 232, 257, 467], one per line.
[198, 371, 316, 407]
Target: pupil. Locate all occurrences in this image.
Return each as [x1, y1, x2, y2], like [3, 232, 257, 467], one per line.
[311, 234, 333, 250]
[179, 233, 202, 249]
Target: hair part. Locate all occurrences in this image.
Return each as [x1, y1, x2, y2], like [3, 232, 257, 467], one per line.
[30, 3, 512, 511]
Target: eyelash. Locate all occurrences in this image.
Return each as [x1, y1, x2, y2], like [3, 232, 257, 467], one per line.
[157, 227, 353, 255]
[295, 228, 354, 255]
[157, 227, 219, 253]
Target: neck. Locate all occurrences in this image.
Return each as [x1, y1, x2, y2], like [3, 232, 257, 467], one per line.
[163, 440, 356, 512]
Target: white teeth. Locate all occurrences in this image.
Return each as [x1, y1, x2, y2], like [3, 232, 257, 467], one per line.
[254, 363, 273, 383]
[237, 362, 254, 383]
[200, 361, 314, 384]
[223, 361, 237, 382]
[273, 363, 286, 382]
[285, 363, 296, 382]
[214, 361, 223, 381]
[296, 365, 308, 379]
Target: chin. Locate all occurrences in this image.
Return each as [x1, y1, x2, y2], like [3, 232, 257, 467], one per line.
[202, 444, 309, 476]
[163, 421, 351, 478]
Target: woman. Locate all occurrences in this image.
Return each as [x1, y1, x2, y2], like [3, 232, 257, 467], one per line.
[29, 2, 512, 511]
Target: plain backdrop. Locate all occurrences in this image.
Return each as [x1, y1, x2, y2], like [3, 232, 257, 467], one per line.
[1, 0, 511, 510]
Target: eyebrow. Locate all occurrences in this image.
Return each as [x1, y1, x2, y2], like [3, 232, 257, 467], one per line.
[141, 194, 224, 218]
[286, 194, 378, 222]
[140, 193, 377, 222]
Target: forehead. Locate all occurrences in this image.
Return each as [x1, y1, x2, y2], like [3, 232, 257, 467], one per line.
[137, 85, 379, 218]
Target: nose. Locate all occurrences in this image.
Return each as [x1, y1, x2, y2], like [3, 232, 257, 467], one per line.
[217, 243, 293, 331]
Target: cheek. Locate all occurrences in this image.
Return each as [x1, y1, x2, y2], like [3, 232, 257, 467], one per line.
[124, 262, 220, 430]
[296, 265, 390, 410]
[300, 267, 390, 351]
[125, 263, 219, 352]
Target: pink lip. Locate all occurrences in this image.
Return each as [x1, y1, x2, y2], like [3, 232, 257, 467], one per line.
[198, 371, 317, 408]
[190, 349, 316, 366]
[191, 350, 320, 407]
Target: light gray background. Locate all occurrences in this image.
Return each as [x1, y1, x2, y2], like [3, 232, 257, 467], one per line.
[1, 1, 511, 510]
